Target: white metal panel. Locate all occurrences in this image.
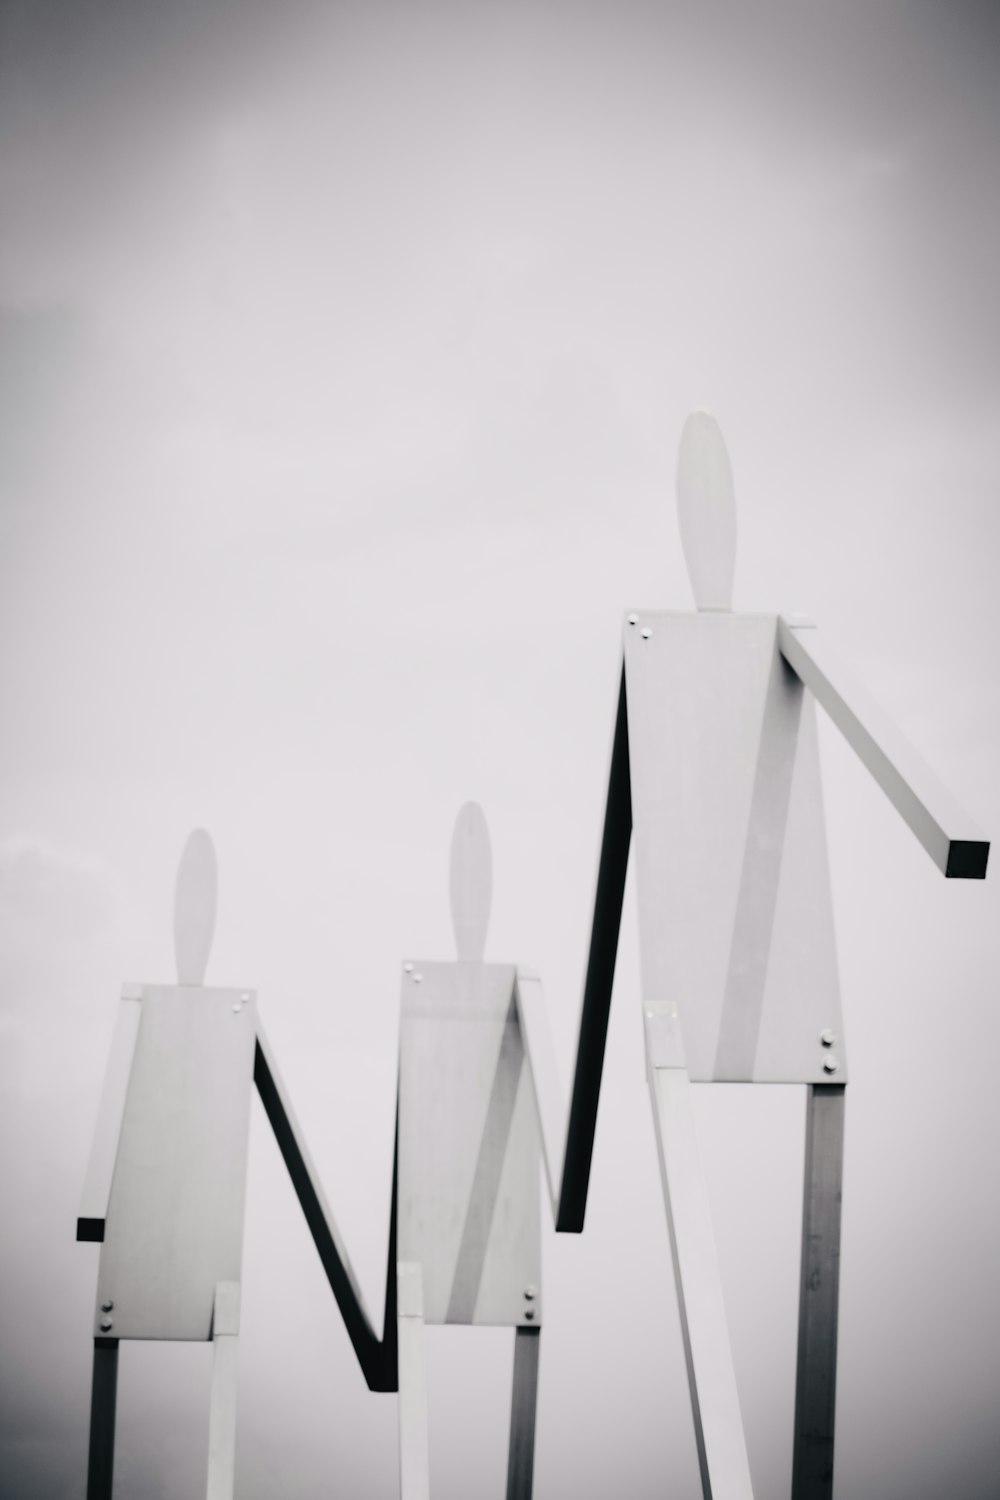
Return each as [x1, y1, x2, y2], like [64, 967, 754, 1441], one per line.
[397, 962, 540, 1326]
[78, 990, 142, 1240]
[624, 612, 844, 1083]
[95, 985, 257, 1340]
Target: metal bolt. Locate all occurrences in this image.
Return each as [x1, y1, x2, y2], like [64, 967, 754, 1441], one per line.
[101, 1300, 114, 1313]
[640, 627, 652, 640]
[524, 1285, 536, 1301]
[241, 992, 250, 1001]
[232, 1003, 242, 1013]
[627, 613, 638, 626]
[100, 1319, 113, 1332]
[524, 1308, 535, 1321]
[404, 962, 414, 973]
[414, 972, 423, 984]
[822, 1055, 840, 1075]
[819, 1028, 836, 1048]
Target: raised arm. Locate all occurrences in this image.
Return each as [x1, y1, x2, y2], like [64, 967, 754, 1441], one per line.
[253, 1024, 398, 1392]
[556, 666, 632, 1232]
[778, 617, 989, 879]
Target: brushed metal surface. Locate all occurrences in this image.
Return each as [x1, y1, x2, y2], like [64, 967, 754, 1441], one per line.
[398, 962, 540, 1327]
[624, 612, 845, 1083]
[95, 985, 256, 1341]
[779, 618, 989, 879]
[646, 1030, 754, 1500]
[78, 992, 142, 1242]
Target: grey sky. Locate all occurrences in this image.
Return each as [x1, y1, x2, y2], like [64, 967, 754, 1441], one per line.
[2, 3, 999, 1497]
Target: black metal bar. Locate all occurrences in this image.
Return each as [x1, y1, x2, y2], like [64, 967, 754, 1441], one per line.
[792, 1083, 846, 1500]
[557, 665, 632, 1232]
[86, 1338, 118, 1500]
[253, 1033, 397, 1391]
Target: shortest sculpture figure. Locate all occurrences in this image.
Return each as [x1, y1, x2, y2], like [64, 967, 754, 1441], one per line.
[394, 801, 565, 1500]
[78, 830, 398, 1500]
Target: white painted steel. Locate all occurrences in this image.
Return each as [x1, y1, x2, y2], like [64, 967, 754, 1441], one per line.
[676, 411, 737, 612]
[624, 613, 844, 1083]
[174, 829, 218, 985]
[514, 970, 565, 1218]
[778, 618, 988, 877]
[645, 1015, 754, 1500]
[206, 1284, 241, 1500]
[450, 802, 493, 962]
[397, 1263, 431, 1500]
[398, 962, 540, 1326]
[95, 987, 256, 1340]
[78, 992, 142, 1240]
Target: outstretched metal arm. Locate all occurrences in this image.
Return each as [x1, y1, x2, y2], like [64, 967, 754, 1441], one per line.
[253, 1024, 398, 1391]
[556, 666, 632, 1232]
[778, 618, 989, 879]
[77, 986, 143, 1242]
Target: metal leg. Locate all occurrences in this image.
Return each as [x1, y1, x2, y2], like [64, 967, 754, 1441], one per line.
[792, 1085, 845, 1500]
[206, 1283, 241, 1500]
[506, 1327, 540, 1500]
[644, 1004, 754, 1500]
[397, 1263, 430, 1500]
[87, 1338, 119, 1500]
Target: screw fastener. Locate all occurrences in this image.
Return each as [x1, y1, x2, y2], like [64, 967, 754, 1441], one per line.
[627, 614, 638, 626]
[819, 1028, 836, 1047]
[524, 1285, 536, 1301]
[822, 1055, 840, 1075]
[640, 627, 652, 640]
[100, 1319, 113, 1332]
[101, 1300, 114, 1313]
[524, 1308, 535, 1321]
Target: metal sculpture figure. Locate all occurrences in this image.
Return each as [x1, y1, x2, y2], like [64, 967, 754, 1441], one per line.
[531, 412, 990, 1500]
[394, 800, 564, 1500]
[77, 830, 397, 1500]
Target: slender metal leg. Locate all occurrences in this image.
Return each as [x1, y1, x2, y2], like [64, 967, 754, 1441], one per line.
[792, 1085, 845, 1500]
[397, 1263, 430, 1500]
[206, 1283, 241, 1500]
[644, 1004, 754, 1500]
[87, 1338, 119, 1500]
[506, 1327, 540, 1500]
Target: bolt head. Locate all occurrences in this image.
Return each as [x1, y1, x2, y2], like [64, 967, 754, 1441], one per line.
[822, 1055, 840, 1074]
[819, 1028, 836, 1047]
[640, 627, 652, 640]
[627, 613, 638, 626]
[99, 1319, 113, 1332]
[524, 1308, 535, 1321]
[101, 1300, 114, 1313]
[414, 972, 423, 984]
[232, 1003, 242, 1012]
[524, 1285, 537, 1301]
[403, 962, 414, 973]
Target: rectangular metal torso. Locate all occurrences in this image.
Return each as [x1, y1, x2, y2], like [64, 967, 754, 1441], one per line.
[397, 962, 541, 1327]
[624, 612, 845, 1083]
[95, 986, 256, 1340]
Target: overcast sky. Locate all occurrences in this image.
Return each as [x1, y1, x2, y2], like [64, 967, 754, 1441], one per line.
[2, 3, 999, 1497]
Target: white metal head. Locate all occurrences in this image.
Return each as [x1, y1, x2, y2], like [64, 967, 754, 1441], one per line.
[676, 410, 737, 611]
[174, 828, 218, 985]
[449, 802, 492, 962]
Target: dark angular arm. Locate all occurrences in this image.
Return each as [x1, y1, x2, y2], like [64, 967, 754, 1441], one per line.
[557, 665, 632, 1232]
[254, 1025, 398, 1391]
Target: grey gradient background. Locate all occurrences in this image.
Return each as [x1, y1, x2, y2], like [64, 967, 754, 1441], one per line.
[2, 2, 999, 1496]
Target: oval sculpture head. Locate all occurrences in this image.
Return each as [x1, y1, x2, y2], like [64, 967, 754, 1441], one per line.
[174, 828, 218, 985]
[676, 410, 737, 611]
[449, 802, 492, 962]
